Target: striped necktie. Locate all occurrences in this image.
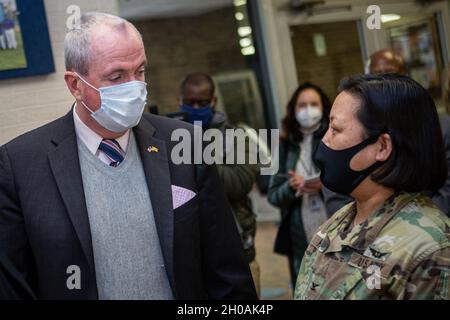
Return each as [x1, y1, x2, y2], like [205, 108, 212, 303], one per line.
[98, 139, 125, 167]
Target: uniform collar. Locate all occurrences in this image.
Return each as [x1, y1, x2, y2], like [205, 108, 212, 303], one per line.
[321, 192, 412, 254]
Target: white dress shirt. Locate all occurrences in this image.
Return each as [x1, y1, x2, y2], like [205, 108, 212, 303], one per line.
[73, 105, 130, 166]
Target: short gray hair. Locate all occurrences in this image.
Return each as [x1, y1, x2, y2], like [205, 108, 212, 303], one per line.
[64, 12, 142, 75]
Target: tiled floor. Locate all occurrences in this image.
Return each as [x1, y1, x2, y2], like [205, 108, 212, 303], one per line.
[250, 188, 293, 300]
[255, 221, 293, 300]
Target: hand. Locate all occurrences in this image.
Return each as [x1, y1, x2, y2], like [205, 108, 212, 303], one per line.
[288, 170, 304, 191]
[299, 179, 322, 194]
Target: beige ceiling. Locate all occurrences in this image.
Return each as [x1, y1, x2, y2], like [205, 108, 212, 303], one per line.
[119, 0, 234, 20]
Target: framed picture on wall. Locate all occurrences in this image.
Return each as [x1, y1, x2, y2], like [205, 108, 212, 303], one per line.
[389, 18, 443, 105]
[0, 0, 54, 80]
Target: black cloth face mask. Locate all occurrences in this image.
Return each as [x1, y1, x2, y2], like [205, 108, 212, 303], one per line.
[314, 136, 383, 195]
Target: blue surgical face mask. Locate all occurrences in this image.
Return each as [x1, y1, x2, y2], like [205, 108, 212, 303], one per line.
[180, 104, 214, 126]
[76, 73, 148, 133]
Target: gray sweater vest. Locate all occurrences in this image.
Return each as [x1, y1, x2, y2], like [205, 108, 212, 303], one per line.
[77, 132, 173, 300]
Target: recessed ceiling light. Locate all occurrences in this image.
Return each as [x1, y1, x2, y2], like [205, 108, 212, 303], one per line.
[235, 12, 244, 21]
[238, 26, 252, 37]
[381, 14, 401, 23]
[240, 37, 252, 48]
[241, 46, 255, 56]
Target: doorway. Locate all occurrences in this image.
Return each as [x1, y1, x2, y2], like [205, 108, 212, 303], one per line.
[290, 20, 364, 101]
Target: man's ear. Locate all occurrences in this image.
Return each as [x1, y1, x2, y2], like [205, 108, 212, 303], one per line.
[64, 71, 82, 100]
[375, 133, 392, 162]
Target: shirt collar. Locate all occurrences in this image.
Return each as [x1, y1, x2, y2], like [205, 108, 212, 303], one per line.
[73, 105, 130, 155]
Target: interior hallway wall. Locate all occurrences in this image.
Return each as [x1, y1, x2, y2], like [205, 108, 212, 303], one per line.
[133, 6, 247, 115]
[0, 0, 118, 145]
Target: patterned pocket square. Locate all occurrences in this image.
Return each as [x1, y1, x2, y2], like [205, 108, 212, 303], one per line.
[172, 185, 196, 210]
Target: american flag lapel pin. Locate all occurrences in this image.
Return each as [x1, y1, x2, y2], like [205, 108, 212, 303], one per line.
[147, 146, 159, 153]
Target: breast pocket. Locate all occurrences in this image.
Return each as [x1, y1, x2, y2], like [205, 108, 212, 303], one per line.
[321, 251, 392, 300]
[173, 197, 199, 223]
[296, 254, 365, 300]
[324, 265, 365, 300]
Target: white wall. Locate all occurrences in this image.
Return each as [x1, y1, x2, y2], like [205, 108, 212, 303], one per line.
[0, 0, 118, 145]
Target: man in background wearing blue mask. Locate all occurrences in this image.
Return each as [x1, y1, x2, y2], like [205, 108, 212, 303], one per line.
[179, 73, 217, 127]
[178, 73, 261, 296]
[0, 13, 256, 300]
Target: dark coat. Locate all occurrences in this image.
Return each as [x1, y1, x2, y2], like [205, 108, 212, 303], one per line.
[206, 113, 259, 263]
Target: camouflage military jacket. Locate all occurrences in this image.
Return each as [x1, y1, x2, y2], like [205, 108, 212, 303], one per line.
[294, 192, 450, 300]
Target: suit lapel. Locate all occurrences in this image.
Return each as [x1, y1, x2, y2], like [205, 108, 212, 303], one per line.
[47, 111, 96, 276]
[47, 111, 175, 294]
[133, 116, 176, 294]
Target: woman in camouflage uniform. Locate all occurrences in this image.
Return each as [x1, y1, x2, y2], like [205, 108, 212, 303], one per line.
[295, 74, 450, 300]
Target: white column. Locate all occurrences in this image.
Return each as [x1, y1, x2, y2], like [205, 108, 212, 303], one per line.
[253, 0, 298, 126]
